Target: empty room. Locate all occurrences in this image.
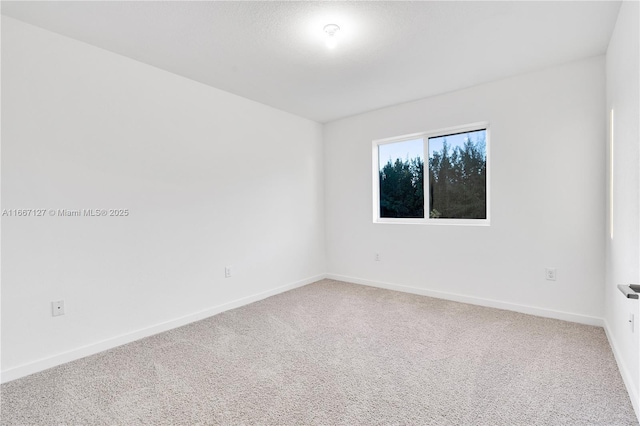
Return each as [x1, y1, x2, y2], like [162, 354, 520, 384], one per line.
[1, 1, 639, 424]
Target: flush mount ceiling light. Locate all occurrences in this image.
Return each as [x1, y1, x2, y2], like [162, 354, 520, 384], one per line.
[323, 24, 340, 49]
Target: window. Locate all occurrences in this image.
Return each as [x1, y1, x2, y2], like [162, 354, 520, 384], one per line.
[373, 123, 489, 225]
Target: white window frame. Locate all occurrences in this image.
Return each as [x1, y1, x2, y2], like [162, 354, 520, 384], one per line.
[372, 122, 490, 226]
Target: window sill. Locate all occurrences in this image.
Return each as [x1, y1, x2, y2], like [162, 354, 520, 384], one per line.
[374, 218, 490, 226]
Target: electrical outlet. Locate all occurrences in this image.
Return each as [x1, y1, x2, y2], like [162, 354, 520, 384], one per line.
[375, 253, 381, 262]
[545, 268, 557, 281]
[52, 300, 65, 317]
[225, 266, 232, 278]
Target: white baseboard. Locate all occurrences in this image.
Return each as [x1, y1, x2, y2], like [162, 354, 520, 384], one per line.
[326, 273, 604, 327]
[603, 319, 640, 421]
[0, 273, 610, 384]
[0, 274, 326, 384]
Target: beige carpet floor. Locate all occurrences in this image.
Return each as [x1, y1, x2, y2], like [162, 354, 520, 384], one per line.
[1, 279, 637, 425]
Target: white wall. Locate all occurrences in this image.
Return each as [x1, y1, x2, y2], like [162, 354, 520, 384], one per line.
[604, 0, 640, 415]
[1, 16, 325, 381]
[324, 56, 606, 324]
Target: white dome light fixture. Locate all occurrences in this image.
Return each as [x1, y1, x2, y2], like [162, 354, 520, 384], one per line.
[323, 24, 340, 49]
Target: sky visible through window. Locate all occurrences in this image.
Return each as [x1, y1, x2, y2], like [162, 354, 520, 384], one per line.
[378, 138, 423, 170]
[428, 130, 486, 157]
[378, 130, 486, 171]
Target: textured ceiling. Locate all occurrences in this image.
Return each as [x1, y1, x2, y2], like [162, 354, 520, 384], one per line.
[1, 1, 621, 123]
